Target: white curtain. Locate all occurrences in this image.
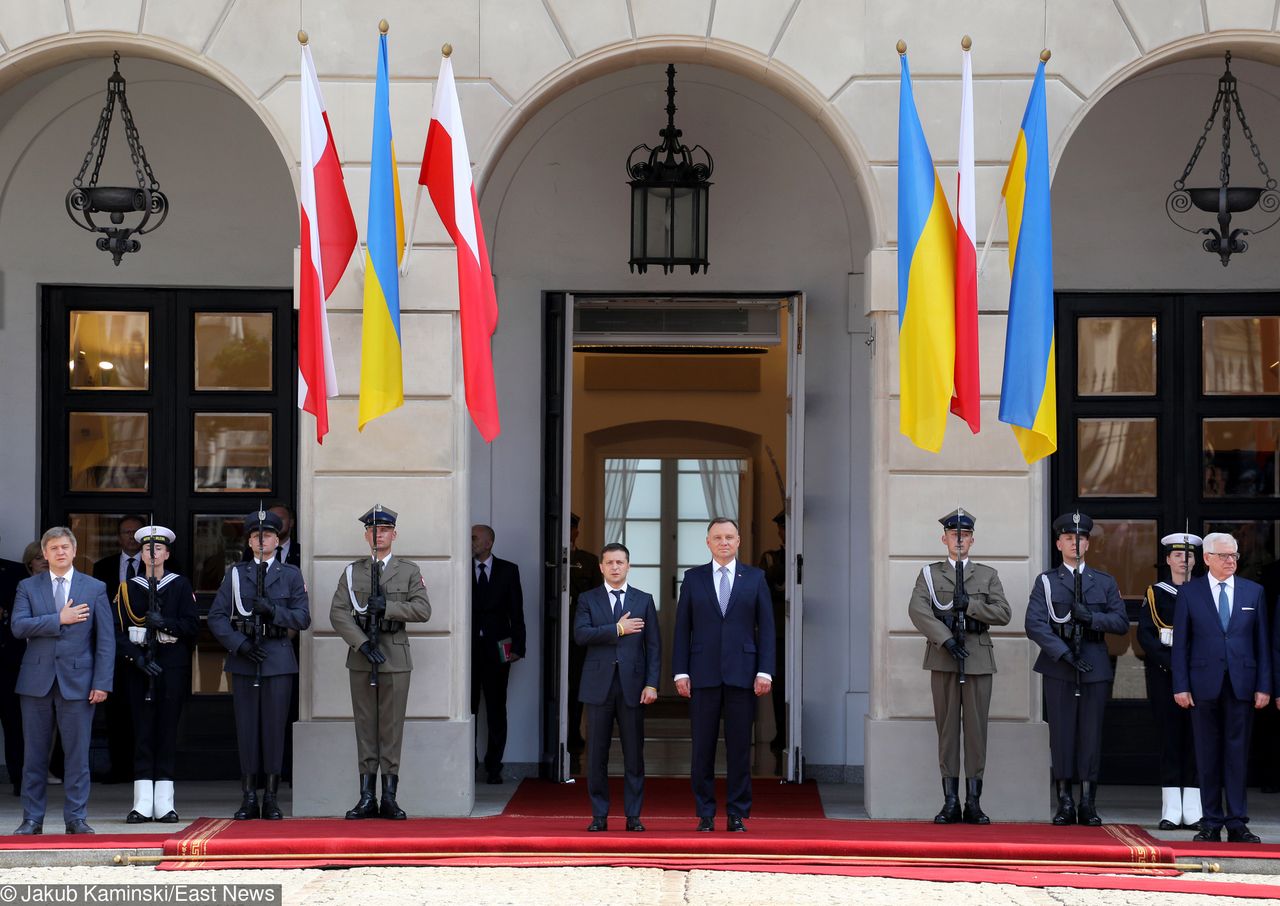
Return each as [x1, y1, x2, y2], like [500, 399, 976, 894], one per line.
[698, 459, 744, 522]
[603, 458, 640, 543]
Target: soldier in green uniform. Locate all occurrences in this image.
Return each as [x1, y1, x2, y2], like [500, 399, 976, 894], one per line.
[908, 508, 1012, 824]
[330, 505, 432, 820]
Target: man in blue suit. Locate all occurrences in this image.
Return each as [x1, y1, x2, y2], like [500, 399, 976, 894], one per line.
[574, 542, 660, 832]
[1173, 531, 1271, 843]
[10, 527, 114, 834]
[673, 517, 775, 832]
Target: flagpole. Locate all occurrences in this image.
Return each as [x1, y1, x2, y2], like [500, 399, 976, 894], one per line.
[976, 198, 1003, 276]
[399, 186, 421, 275]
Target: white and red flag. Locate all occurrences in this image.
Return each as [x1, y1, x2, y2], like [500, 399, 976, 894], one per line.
[419, 51, 501, 442]
[951, 39, 980, 433]
[298, 43, 357, 443]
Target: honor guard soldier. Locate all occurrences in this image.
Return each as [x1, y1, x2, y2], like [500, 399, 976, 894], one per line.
[330, 505, 431, 820]
[113, 525, 199, 824]
[209, 508, 311, 820]
[1025, 512, 1128, 826]
[1138, 531, 1203, 830]
[908, 508, 1011, 825]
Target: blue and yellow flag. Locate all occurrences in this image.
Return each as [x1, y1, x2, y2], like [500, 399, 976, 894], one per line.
[998, 60, 1056, 463]
[897, 52, 956, 453]
[358, 31, 406, 430]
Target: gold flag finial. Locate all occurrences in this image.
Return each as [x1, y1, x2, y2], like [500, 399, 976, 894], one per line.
[1040, 48, 1051, 62]
[961, 35, 972, 51]
[298, 30, 309, 46]
[896, 39, 907, 55]
[442, 43, 453, 57]
[379, 19, 390, 34]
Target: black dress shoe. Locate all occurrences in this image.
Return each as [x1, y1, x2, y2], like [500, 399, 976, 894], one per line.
[155, 811, 180, 824]
[1157, 819, 1179, 831]
[727, 815, 746, 833]
[696, 816, 714, 832]
[12, 819, 42, 835]
[64, 819, 95, 834]
[626, 817, 645, 832]
[587, 816, 608, 832]
[485, 772, 503, 785]
[125, 810, 152, 824]
[1192, 826, 1222, 842]
[1227, 827, 1262, 844]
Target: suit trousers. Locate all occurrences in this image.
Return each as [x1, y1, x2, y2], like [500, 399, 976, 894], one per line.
[1189, 678, 1255, 833]
[20, 688, 94, 822]
[1044, 676, 1108, 782]
[930, 670, 992, 779]
[690, 684, 754, 819]
[350, 669, 411, 774]
[126, 665, 189, 781]
[586, 669, 646, 818]
[1144, 665, 1196, 788]
[470, 643, 511, 774]
[230, 674, 291, 777]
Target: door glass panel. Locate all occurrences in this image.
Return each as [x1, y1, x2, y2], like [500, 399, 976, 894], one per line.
[193, 312, 273, 391]
[1076, 418, 1158, 497]
[627, 566, 661, 604]
[1202, 520, 1280, 585]
[1203, 316, 1280, 395]
[68, 412, 148, 491]
[1076, 317, 1156, 396]
[1202, 418, 1279, 498]
[69, 311, 149, 390]
[621, 519, 660, 561]
[625, 470, 661, 519]
[193, 413, 273, 492]
[1085, 518, 1158, 599]
[192, 513, 246, 594]
[67, 513, 140, 575]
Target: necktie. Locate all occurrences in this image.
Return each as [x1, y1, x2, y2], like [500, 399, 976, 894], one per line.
[477, 562, 488, 589]
[55, 576, 66, 611]
[126, 557, 137, 580]
[611, 589, 624, 620]
[718, 566, 730, 615]
[1218, 581, 1230, 631]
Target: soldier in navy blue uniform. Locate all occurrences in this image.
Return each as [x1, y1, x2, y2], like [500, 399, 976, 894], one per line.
[1137, 531, 1202, 830]
[208, 509, 311, 820]
[1025, 512, 1128, 826]
[113, 525, 199, 824]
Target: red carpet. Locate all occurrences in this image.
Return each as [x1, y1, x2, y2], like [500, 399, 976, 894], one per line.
[0, 831, 170, 850]
[502, 777, 825, 819]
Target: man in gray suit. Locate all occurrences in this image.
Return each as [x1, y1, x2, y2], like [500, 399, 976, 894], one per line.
[10, 527, 114, 834]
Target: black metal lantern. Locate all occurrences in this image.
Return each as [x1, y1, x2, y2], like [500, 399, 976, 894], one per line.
[626, 64, 713, 274]
[1166, 51, 1279, 266]
[65, 53, 169, 265]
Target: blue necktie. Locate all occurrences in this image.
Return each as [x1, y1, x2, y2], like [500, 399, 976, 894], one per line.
[1218, 581, 1230, 631]
[611, 589, 624, 620]
[718, 566, 730, 615]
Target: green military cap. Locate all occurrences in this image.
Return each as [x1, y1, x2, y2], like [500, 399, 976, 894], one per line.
[360, 505, 398, 527]
[939, 507, 975, 531]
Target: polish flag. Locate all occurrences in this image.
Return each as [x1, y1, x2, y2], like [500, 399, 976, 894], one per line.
[419, 52, 501, 442]
[298, 44, 357, 443]
[952, 40, 981, 433]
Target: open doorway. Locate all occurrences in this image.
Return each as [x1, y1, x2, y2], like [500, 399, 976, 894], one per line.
[542, 292, 805, 783]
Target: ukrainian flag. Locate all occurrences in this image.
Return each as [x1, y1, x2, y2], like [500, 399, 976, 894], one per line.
[998, 59, 1056, 463]
[358, 31, 406, 430]
[897, 52, 956, 453]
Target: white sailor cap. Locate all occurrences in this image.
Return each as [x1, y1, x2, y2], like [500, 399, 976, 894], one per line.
[134, 525, 176, 546]
[1160, 532, 1203, 551]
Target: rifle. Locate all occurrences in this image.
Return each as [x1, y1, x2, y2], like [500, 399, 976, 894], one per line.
[144, 519, 160, 702]
[953, 557, 968, 687]
[252, 502, 265, 689]
[368, 519, 383, 690]
[1071, 511, 1084, 699]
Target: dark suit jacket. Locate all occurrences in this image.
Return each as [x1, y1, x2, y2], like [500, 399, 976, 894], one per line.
[208, 560, 311, 677]
[1025, 563, 1128, 683]
[1173, 574, 1271, 702]
[240, 539, 301, 568]
[472, 557, 525, 659]
[574, 584, 660, 706]
[672, 561, 776, 689]
[92, 552, 128, 593]
[11, 571, 114, 697]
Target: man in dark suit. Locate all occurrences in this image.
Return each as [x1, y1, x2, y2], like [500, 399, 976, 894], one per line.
[574, 542, 660, 832]
[673, 517, 775, 832]
[1024, 512, 1128, 826]
[1174, 531, 1271, 843]
[208, 508, 311, 820]
[10, 527, 114, 834]
[471, 524, 525, 784]
[93, 514, 144, 783]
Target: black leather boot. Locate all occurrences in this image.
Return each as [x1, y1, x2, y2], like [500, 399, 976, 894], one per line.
[963, 777, 990, 825]
[345, 774, 379, 820]
[261, 774, 283, 820]
[232, 775, 259, 820]
[1077, 781, 1102, 826]
[933, 777, 961, 824]
[379, 773, 407, 820]
[1051, 780, 1076, 826]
